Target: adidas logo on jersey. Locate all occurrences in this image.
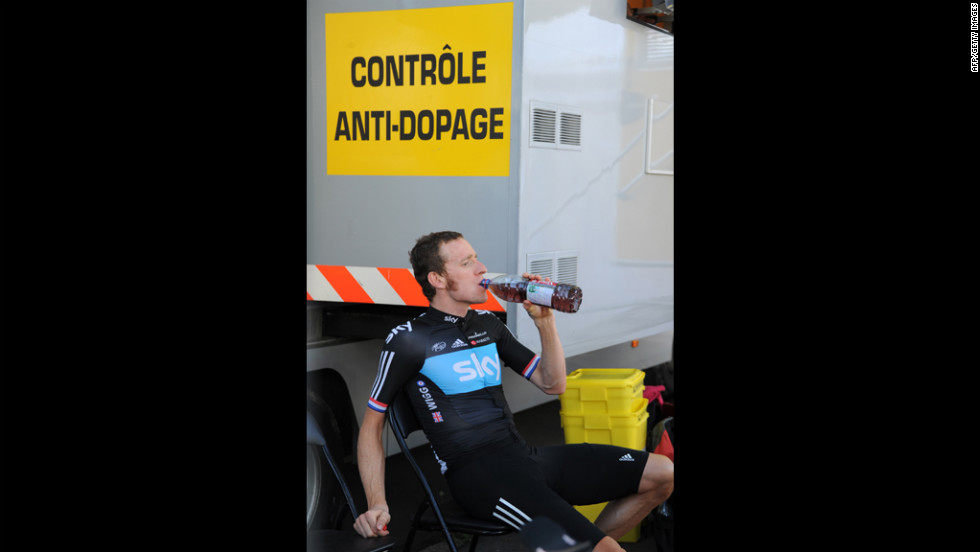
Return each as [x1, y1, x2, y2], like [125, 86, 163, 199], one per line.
[619, 453, 635, 462]
[451, 339, 468, 348]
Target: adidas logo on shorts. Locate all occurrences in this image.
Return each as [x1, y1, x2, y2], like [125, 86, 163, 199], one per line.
[619, 453, 635, 462]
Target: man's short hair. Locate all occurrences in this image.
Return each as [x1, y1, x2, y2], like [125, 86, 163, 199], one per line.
[410, 231, 463, 300]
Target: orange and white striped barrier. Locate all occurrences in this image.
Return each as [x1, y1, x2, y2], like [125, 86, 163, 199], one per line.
[307, 265, 505, 312]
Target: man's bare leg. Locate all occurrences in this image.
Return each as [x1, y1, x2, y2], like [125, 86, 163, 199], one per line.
[593, 453, 674, 541]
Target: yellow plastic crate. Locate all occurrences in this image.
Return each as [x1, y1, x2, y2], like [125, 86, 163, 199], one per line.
[560, 368, 646, 415]
[573, 502, 642, 543]
[560, 397, 649, 449]
[560, 368, 649, 543]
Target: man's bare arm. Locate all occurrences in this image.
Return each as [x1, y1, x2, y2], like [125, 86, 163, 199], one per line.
[524, 274, 567, 395]
[353, 408, 391, 538]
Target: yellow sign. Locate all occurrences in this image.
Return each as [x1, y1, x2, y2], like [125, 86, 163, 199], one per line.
[324, 3, 513, 176]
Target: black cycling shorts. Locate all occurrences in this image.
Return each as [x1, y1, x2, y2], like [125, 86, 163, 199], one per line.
[444, 442, 649, 546]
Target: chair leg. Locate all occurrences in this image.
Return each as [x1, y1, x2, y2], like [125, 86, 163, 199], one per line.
[405, 497, 460, 552]
[403, 526, 417, 552]
[468, 535, 480, 552]
[403, 499, 430, 552]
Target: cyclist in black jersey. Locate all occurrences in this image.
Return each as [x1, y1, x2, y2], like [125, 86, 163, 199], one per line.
[353, 232, 674, 552]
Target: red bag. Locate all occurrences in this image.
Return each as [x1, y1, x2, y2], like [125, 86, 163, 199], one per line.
[644, 385, 674, 461]
[649, 416, 674, 462]
[645, 385, 674, 421]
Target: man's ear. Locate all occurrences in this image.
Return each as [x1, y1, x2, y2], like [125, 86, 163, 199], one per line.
[427, 271, 446, 292]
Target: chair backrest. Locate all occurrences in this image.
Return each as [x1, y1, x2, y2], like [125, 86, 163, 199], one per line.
[386, 386, 422, 440]
[386, 388, 461, 552]
[307, 410, 360, 521]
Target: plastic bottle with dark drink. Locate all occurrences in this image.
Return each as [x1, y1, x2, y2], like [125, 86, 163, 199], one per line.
[480, 275, 583, 313]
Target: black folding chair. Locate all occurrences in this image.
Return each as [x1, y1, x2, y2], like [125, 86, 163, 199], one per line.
[307, 411, 397, 552]
[386, 390, 513, 552]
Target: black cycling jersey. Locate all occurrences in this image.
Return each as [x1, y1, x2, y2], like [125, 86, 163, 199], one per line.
[368, 306, 540, 473]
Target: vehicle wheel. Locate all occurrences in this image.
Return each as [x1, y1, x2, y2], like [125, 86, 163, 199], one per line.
[307, 438, 322, 530]
[307, 369, 359, 532]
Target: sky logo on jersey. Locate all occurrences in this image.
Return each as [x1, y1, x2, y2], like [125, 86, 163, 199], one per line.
[420, 343, 502, 394]
[420, 343, 501, 395]
[453, 350, 500, 382]
[384, 321, 412, 344]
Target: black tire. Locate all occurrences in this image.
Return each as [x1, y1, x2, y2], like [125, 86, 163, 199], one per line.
[307, 438, 322, 530]
[307, 369, 361, 532]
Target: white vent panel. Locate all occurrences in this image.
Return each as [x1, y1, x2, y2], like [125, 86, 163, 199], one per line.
[556, 255, 578, 285]
[527, 250, 579, 284]
[530, 101, 582, 151]
[531, 108, 556, 145]
[559, 113, 581, 148]
[527, 254, 555, 280]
